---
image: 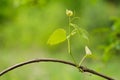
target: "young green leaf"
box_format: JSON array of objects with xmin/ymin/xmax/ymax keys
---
[
  {"xmin": 70, "ymin": 23, "xmax": 89, "ymax": 41},
  {"xmin": 79, "ymin": 27, "xmax": 89, "ymax": 41},
  {"xmin": 47, "ymin": 28, "xmax": 66, "ymax": 45}
]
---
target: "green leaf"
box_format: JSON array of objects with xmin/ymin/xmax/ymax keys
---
[
  {"xmin": 78, "ymin": 27, "xmax": 89, "ymax": 41},
  {"xmin": 70, "ymin": 23, "xmax": 89, "ymax": 41},
  {"xmin": 47, "ymin": 28, "xmax": 66, "ymax": 45}
]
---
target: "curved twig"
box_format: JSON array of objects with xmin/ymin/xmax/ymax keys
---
[{"xmin": 0, "ymin": 58, "xmax": 115, "ymax": 80}]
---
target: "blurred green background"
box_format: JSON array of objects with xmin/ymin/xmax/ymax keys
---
[{"xmin": 0, "ymin": 0, "xmax": 120, "ymax": 80}]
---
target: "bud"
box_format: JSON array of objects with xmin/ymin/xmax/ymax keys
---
[
  {"xmin": 85, "ymin": 46, "xmax": 92, "ymax": 55},
  {"xmin": 66, "ymin": 9, "xmax": 73, "ymax": 16}
]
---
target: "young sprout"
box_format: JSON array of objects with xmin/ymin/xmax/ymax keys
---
[
  {"xmin": 66, "ymin": 9, "xmax": 73, "ymax": 17},
  {"xmin": 85, "ymin": 46, "xmax": 92, "ymax": 56},
  {"xmin": 79, "ymin": 46, "xmax": 92, "ymax": 67}
]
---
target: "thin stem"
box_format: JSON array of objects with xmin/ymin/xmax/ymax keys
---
[
  {"xmin": 70, "ymin": 52, "xmax": 77, "ymax": 65},
  {"xmin": 0, "ymin": 58, "xmax": 115, "ymax": 80},
  {"xmin": 79, "ymin": 55, "xmax": 87, "ymax": 67},
  {"xmin": 66, "ymin": 29, "xmax": 77, "ymax": 39},
  {"xmin": 68, "ymin": 16, "xmax": 71, "ymax": 54},
  {"xmin": 67, "ymin": 16, "xmax": 77, "ymax": 64}
]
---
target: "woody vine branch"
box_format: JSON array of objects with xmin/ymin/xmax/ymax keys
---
[{"xmin": 0, "ymin": 58, "xmax": 115, "ymax": 80}]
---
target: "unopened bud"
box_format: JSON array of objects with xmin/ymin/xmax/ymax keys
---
[
  {"xmin": 85, "ymin": 46, "xmax": 92, "ymax": 55},
  {"xmin": 66, "ymin": 9, "xmax": 73, "ymax": 17}
]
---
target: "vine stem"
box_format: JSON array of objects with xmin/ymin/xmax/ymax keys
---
[
  {"xmin": 68, "ymin": 16, "xmax": 71, "ymax": 54},
  {"xmin": 67, "ymin": 16, "xmax": 77, "ymax": 65},
  {"xmin": 79, "ymin": 55, "xmax": 87, "ymax": 67},
  {"xmin": 0, "ymin": 58, "xmax": 115, "ymax": 80}
]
